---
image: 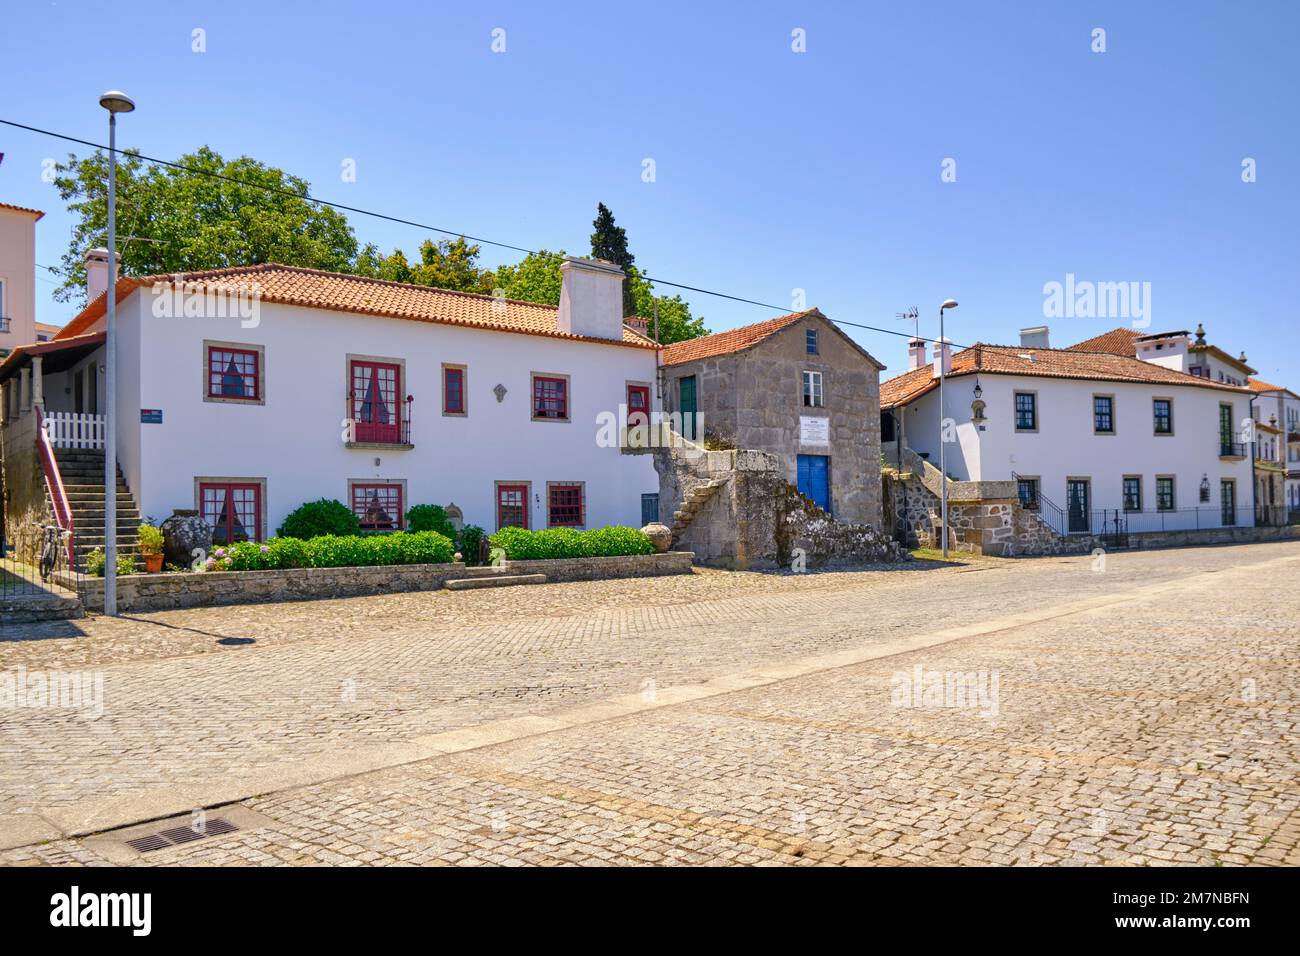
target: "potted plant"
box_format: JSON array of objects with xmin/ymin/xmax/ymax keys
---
[{"xmin": 137, "ymin": 522, "xmax": 165, "ymax": 573}]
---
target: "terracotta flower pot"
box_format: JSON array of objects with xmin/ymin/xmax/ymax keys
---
[{"xmin": 143, "ymin": 552, "xmax": 164, "ymax": 574}]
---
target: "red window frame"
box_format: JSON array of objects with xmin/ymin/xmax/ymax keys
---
[
  {"xmin": 351, "ymin": 482, "xmax": 404, "ymax": 531},
  {"xmin": 350, "ymin": 359, "xmax": 402, "ymax": 443},
  {"xmin": 532, "ymin": 376, "xmax": 568, "ymax": 420},
  {"xmin": 443, "ymin": 366, "xmax": 465, "ymax": 414},
  {"xmin": 626, "ymin": 384, "xmax": 650, "ymax": 428},
  {"xmin": 200, "ymin": 481, "xmax": 262, "ymax": 544},
  {"xmin": 548, "ymin": 484, "xmax": 584, "ymax": 528},
  {"xmin": 496, "ymin": 484, "xmax": 530, "ymax": 530},
  {"xmin": 207, "ymin": 346, "xmax": 260, "ymax": 400}
]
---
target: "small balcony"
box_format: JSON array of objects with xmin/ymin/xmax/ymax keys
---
[
  {"xmin": 1219, "ymin": 440, "xmax": 1247, "ymax": 460},
  {"xmin": 0, "ymin": 316, "xmax": 11, "ymax": 334}
]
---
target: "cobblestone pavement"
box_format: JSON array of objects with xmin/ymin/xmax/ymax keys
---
[{"xmin": 2, "ymin": 541, "xmax": 1298, "ymax": 865}]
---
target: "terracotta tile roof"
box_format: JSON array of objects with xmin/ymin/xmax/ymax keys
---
[
  {"xmin": 1065, "ymin": 327, "xmax": 1141, "ymax": 356},
  {"xmin": 661, "ymin": 310, "xmax": 813, "ymax": 366},
  {"xmin": 54, "ymin": 263, "xmax": 657, "ymax": 349},
  {"xmin": 881, "ymin": 342, "xmax": 1251, "ymax": 408},
  {"xmin": 1247, "ymin": 377, "xmax": 1285, "ymax": 393},
  {"xmin": 0, "ymin": 201, "xmax": 45, "ymax": 220},
  {"xmin": 0, "ymin": 331, "xmax": 106, "ymax": 384}
]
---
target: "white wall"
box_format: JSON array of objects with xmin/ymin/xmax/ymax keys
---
[
  {"xmin": 122, "ymin": 294, "xmax": 658, "ymax": 536},
  {"xmin": 0, "ymin": 208, "xmax": 38, "ymax": 354},
  {"xmin": 901, "ymin": 373, "xmax": 1256, "ymax": 525}
]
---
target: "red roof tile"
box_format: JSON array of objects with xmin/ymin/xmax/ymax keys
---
[
  {"xmin": 54, "ymin": 263, "xmax": 657, "ymax": 349},
  {"xmin": 661, "ymin": 310, "xmax": 816, "ymax": 366},
  {"xmin": 1066, "ymin": 327, "xmax": 1141, "ymax": 356},
  {"xmin": 0, "ymin": 201, "xmax": 45, "ymax": 220},
  {"xmin": 881, "ymin": 342, "xmax": 1250, "ymax": 408}
]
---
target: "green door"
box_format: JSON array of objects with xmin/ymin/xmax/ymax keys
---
[{"xmin": 678, "ymin": 375, "xmax": 698, "ymax": 440}]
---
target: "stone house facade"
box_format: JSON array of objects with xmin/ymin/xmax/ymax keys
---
[{"xmin": 659, "ymin": 309, "xmax": 886, "ymax": 528}]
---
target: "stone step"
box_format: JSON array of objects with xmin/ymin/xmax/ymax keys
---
[
  {"xmin": 444, "ymin": 573, "xmax": 547, "ymax": 591},
  {"xmin": 0, "ymin": 595, "xmax": 85, "ymax": 623}
]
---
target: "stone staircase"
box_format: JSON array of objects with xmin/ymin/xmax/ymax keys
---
[
  {"xmin": 52, "ymin": 448, "xmax": 140, "ymax": 572},
  {"xmin": 670, "ymin": 477, "xmax": 729, "ymax": 544}
]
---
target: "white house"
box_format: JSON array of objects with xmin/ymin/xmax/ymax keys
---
[
  {"xmin": 1247, "ymin": 378, "xmax": 1300, "ymax": 518},
  {"xmin": 0, "ymin": 202, "xmax": 43, "ymax": 359},
  {"xmin": 881, "ymin": 325, "xmax": 1257, "ymax": 535},
  {"xmin": 1, "ymin": 254, "xmax": 662, "ymax": 549}
]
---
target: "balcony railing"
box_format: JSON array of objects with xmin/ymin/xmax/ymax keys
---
[
  {"xmin": 348, "ymin": 396, "xmax": 413, "ymax": 446},
  {"xmin": 1219, "ymin": 440, "xmax": 1247, "ymax": 458},
  {"xmin": 0, "ymin": 316, "xmax": 11, "ymax": 333}
]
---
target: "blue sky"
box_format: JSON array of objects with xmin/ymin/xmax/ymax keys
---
[{"xmin": 3, "ymin": 0, "xmax": 1297, "ymax": 385}]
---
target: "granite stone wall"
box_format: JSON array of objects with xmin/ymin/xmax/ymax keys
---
[{"xmin": 663, "ymin": 312, "xmax": 884, "ymax": 528}]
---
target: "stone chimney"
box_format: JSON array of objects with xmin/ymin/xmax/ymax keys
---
[
  {"xmin": 931, "ymin": 337, "xmax": 953, "ymax": 379},
  {"xmin": 907, "ymin": 337, "xmax": 927, "ymax": 371},
  {"xmin": 557, "ymin": 257, "xmax": 626, "ymax": 341},
  {"xmin": 84, "ymin": 247, "xmax": 119, "ymax": 302},
  {"xmin": 1019, "ymin": 325, "xmax": 1050, "ymax": 349}
]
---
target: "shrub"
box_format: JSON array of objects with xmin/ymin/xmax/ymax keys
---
[
  {"xmin": 200, "ymin": 531, "xmax": 455, "ymax": 572},
  {"xmin": 86, "ymin": 548, "xmax": 137, "ymax": 577},
  {"xmin": 276, "ymin": 499, "xmax": 361, "ymax": 540},
  {"xmin": 457, "ymin": 524, "xmax": 487, "ymax": 565},
  {"xmin": 136, "ymin": 523, "xmax": 164, "ymax": 555},
  {"xmin": 488, "ymin": 525, "xmax": 654, "ymax": 560},
  {"xmin": 406, "ymin": 504, "xmax": 457, "ymax": 539}
]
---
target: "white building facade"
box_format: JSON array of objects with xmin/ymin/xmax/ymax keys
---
[
  {"xmin": 2, "ymin": 256, "xmax": 662, "ymax": 544},
  {"xmin": 882, "ymin": 327, "xmax": 1257, "ymax": 535}
]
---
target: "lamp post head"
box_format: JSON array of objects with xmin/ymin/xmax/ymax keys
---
[
  {"xmin": 940, "ymin": 299, "xmax": 959, "ymax": 312},
  {"xmin": 98, "ymin": 90, "xmax": 135, "ymax": 113}
]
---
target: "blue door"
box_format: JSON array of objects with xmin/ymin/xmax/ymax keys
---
[{"xmin": 796, "ymin": 454, "xmax": 830, "ymax": 513}]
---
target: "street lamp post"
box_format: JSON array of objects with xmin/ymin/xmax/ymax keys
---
[
  {"xmin": 938, "ymin": 299, "xmax": 959, "ymax": 558},
  {"xmin": 99, "ymin": 90, "xmax": 134, "ymax": 617}
]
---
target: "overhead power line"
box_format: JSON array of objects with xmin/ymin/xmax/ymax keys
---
[{"xmin": 1, "ymin": 116, "xmax": 975, "ymax": 350}]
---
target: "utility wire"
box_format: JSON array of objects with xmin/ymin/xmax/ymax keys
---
[{"xmin": 2, "ymin": 116, "xmax": 977, "ymax": 350}]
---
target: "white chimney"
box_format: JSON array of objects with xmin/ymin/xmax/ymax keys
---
[
  {"xmin": 84, "ymin": 247, "xmax": 119, "ymax": 302},
  {"xmin": 907, "ymin": 337, "xmax": 927, "ymax": 371},
  {"xmin": 931, "ymin": 337, "xmax": 953, "ymax": 379},
  {"xmin": 557, "ymin": 257, "xmax": 626, "ymax": 341},
  {"xmin": 1019, "ymin": 325, "xmax": 1050, "ymax": 349}
]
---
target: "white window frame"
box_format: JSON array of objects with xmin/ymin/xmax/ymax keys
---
[{"xmin": 802, "ymin": 370, "xmax": 824, "ymax": 408}]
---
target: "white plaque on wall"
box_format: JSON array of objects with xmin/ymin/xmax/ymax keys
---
[{"xmin": 799, "ymin": 415, "xmax": 830, "ymax": 445}]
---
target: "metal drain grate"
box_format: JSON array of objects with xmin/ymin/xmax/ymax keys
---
[{"xmin": 124, "ymin": 817, "xmax": 240, "ymax": 853}]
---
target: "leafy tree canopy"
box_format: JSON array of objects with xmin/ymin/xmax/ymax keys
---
[
  {"xmin": 50, "ymin": 152, "xmax": 708, "ymax": 343},
  {"xmin": 51, "ymin": 146, "xmax": 358, "ymax": 304}
]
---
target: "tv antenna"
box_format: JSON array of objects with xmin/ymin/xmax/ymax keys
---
[{"xmin": 896, "ymin": 306, "xmax": 920, "ymax": 341}]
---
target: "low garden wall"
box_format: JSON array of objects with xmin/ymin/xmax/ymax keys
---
[
  {"xmin": 62, "ymin": 551, "xmax": 695, "ymax": 613},
  {"xmin": 507, "ymin": 550, "xmax": 694, "ymax": 582}
]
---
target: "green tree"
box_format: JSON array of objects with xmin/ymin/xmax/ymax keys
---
[
  {"xmin": 491, "ymin": 249, "xmax": 567, "ymax": 305},
  {"xmin": 491, "ymin": 250, "xmax": 706, "ymax": 344},
  {"xmin": 589, "ymin": 202, "xmax": 637, "ymax": 317},
  {"xmin": 51, "ymin": 146, "xmax": 359, "ymax": 304},
  {"xmin": 406, "ymin": 236, "xmax": 494, "ymax": 294}
]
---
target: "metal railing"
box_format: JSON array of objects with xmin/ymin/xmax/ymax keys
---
[
  {"xmin": 1219, "ymin": 441, "xmax": 1247, "ymax": 458},
  {"xmin": 1083, "ymin": 506, "xmax": 1260, "ymax": 535},
  {"xmin": 0, "ymin": 315, "xmax": 10, "ymax": 333},
  {"xmin": 1011, "ymin": 472, "xmax": 1069, "ymax": 536},
  {"xmin": 33, "ymin": 406, "xmax": 77, "ymax": 566}
]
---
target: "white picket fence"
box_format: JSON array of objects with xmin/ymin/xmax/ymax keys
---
[{"xmin": 45, "ymin": 412, "xmax": 106, "ymax": 449}]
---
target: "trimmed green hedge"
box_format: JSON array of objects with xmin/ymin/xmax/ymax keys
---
[
  {"xmin": 489, "ymin": 525, "xmax": 654, "ymax": 560},
  {"xmin": 406, "ymin": 504, "xmax": 457, "ymax": 539},
  {"xmin": 204, "ymin": 530, "xmax": 455, "ymax": 571}
]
